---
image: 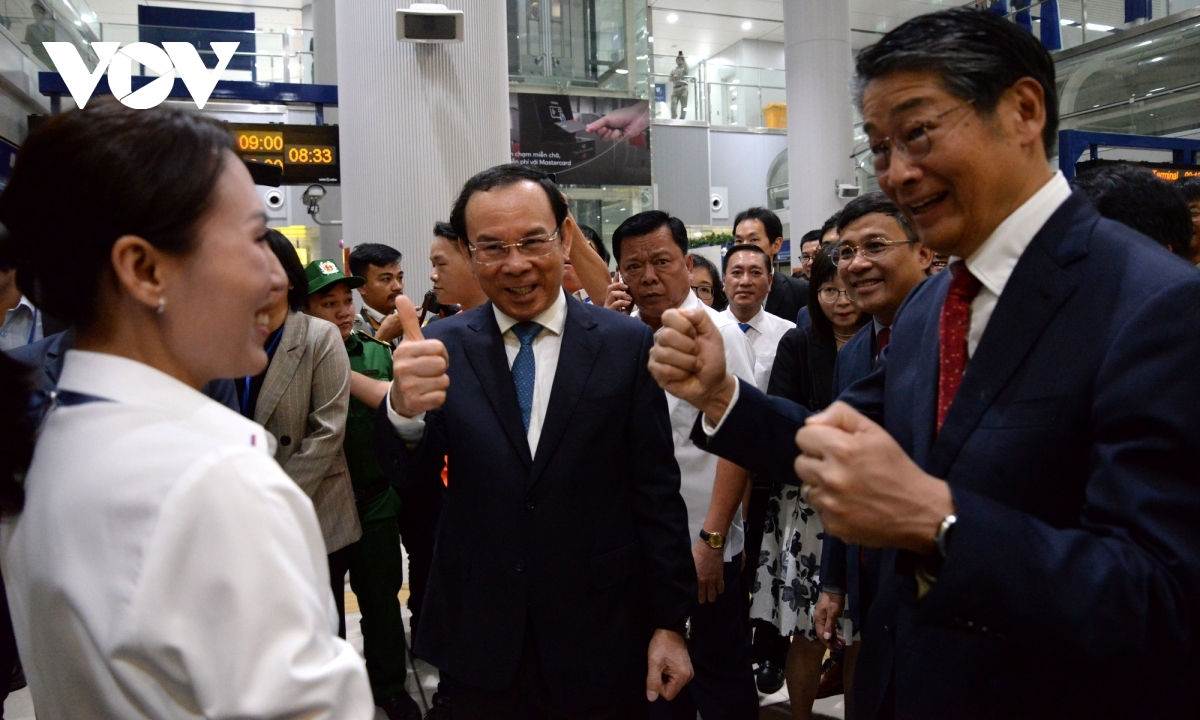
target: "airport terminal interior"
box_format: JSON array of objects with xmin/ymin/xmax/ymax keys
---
[{"xmin": 2, "ymin": 0, "xmax": 1200, "ymax": 718}]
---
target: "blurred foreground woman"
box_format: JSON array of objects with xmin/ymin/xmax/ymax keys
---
[{"xmin": 0, "ymin": 102, "xmax": 373, "ymax": 719}]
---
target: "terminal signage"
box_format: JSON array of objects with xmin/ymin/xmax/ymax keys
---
[
  {"xmin": 1075, "ymin": 159, "xmax": 1200, "ymax": 183},
  {"xmin": 43, "ymin": 42, "xmax": 239, "ymax": 110},
  {"xmin": 227, "ymin": 123, "xmax": 340, "ymax": 185}
]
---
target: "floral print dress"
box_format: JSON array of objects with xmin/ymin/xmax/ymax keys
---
[{"xmin": 750, "ymin": 482, "xmax": 828, "ymax": 640}]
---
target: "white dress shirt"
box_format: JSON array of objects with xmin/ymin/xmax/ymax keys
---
[
  {"xmin": 957, "ymin": 171, "xmax": 1072, "ymax": 357},
  {"xmin": 637, "ymin": 291, "xmax": 757, "ymax": 561},
  {"xmin": 0, "ymin": 296, "xmax": 42, "ymax": 352},
  {"xmin": 720, "ymin": 306, "xmax": 795, "ymax": 392},
  {"xmin": 704, "ymin": 171, "xmax": 1073, "ymax": 436},
  {"xmin": 0, "ymin": 351, "xmax": 373, "ymax": 720},
  {"xmin": 389, "ymin": 289, "xmax": 568, "ymax": 458}
]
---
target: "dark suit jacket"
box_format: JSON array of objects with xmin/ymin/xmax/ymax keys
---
[
  {"xmin": 7, "ymin": 330, "xmax": 239, "ymax": 410},
  {"xmin": 766, "ymin": 323, "xmax": 837, "ymax": 414},
  {"xmin": 693, "ymin": 195, "xmax": 1200, "ymax": 717},
  {"xmin": 817, "ymin": 324, "xmax": 884, "ymax": 628},
  {"xmin": 373, "ymin": 295, "xmax": 695, "ymax": 711},
  {"xmin": 766, "ymin": 270, "xmax": 808, "ymax": 323}
]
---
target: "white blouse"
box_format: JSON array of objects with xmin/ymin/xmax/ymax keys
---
[{"xmin": 0, "ymin": 350, "xmax": 373, "ymax": 719}]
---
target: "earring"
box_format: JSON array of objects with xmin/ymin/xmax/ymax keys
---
[{"xmin": 156, "ymin": 297, "xmax": 166, "ymax": 315}]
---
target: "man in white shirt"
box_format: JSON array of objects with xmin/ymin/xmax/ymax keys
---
[
  {"xmin": 611, "ymin": 210, "xmax": 759, "ymax": 720},
  {"xmin": 349, "ymin": 243, "xmax": 406, "ymax": 347},
  {"xmin": 0, "ymin": 251, "xmax": 42, "ymax": 352},
  {"xmin": 720, "ymin": 243, "xmax": 795, "ymax": 392},
  {"xmin": 376, "ymin": 165, "xmax": 695, "ymax": 719}
]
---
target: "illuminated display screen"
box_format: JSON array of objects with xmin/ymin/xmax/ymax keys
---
[
  {"xmin": 226, "ymin": 123, "xmax": 340, "ymax": 184},
  {"xmin": 1075, "ymin": 158, "xmax": 1200, "ymax": 184}
]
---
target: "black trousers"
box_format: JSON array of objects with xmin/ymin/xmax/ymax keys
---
[
  {"xmin": 444, "ymin": 623, "xmax": 647, "ymax": 720},
  {"xmin": 649, "ymin": 555, "xmax": 759, "ymax": 720},
  {"xmin": 398, "ymin": 480, "xmax": 442, "ymax": 639}
]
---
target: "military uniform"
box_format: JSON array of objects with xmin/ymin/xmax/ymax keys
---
[{"xmin": 342, "ymin": 329, "xmax": 409, "ymax": 704}]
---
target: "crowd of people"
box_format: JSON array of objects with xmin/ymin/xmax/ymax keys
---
[{"xmin": 1, "ymin": 6, "xmax": 1199, "ymax": 720}]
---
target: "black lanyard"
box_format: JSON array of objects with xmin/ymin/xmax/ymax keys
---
[{"xmin": 242, "ymin": 328, "xmax": 284, "ymax": 416}]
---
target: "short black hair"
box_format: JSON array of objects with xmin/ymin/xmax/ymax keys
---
[
  {"xmin": 800, "ymin": 229, "xmax": 824, "ymax": 248},
  {"xmin": 432, "ymin": 221, "xmax": 458, "ymax": 242},
  {"xmin": 612, "ymin": 210, "xmax": 688, "ymax": 264},
  {"xmin": 732, "ymin": 207, "xmax": 784, "ymax": 249},
  {"xmin": 348, "ymin": 243, "xmax": 401, "ymax": 279},
  {"xmin": 0, "ymin": 227, "xmax": 13, "ymax": 273},
  {"xmin": 1071, "ymin": 164, "xmax": 1193, "ymax": 259},
  {"xmin": 819, "ymin": 213, "xmax": 841, "ymax": 242},
  {"xmin": 1179, "ymin": 177, "xmax": 1200, "ymax": 204},
  {"xmin": 264, "ymin": 229, "xmax": 308, "ymax": 311},
  {"xmin": 836, "ymin": 190, "xmax": 917, "ymax": 243},
  {"xmin": 449, "ymin": 164, "xmax": 568, "ymax": 245},
  {"xmin": 806, "ymin": 243, "xmax": 849, "ymax": 342},
  {"xmin": 723, "ymin": 243, "xmax": 771, "ymax": 274},
  {"xmin": 689, "ymin": 253, "xmax": 728, "ymax": 311},
  {"xmin": 579, "ymin": 224, "xmax": 611, "ymax": 265},
  {"xmin": 855, "ymin": 7, "xmax": 1058, "ymax": 158}
]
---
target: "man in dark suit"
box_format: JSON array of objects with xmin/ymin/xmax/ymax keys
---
[
  {"xmin": 646, "ymin": 8, "xmax": 1200, "ymax": 718},
  {"xmin": 374, "ymin": 164, "xmax": 695, "ymax": 719},
  {"xmin": 733, "ymin": 207, "xmax": 808, "ymax": 323}
]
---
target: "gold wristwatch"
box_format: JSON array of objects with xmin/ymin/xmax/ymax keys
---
[{"xmin": 699, "ymin": 529, "xmax": 726, "ymax": 549}]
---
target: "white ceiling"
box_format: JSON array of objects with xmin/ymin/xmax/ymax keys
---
[{"xmin": 648, "ymin": 0, "xmax": 964, "ymax": 64}]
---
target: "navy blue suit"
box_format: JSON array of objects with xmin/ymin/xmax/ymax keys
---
[
  {"xmin": 819, "ymin": 325, "xmax": 887, "ymax": 631},
  {"xmin": 693, "ymin": 194, "xmax": 1200, "ymax": 717},
  {"xmin": 374, "ymin": 295, "xmax": 695, "ymax": 713}
]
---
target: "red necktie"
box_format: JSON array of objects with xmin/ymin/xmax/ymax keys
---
[
  {"xmin": 937, "ymin": 264, "xmax": 982, "ymax": 433},
  {"xmin": 874, "ymin": 327, "xmax": 891, "ymax": 368}
]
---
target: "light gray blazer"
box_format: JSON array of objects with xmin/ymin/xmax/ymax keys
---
[{"xmin": 256, "ymin": 311, "xmax": 361, "ymax": 553}]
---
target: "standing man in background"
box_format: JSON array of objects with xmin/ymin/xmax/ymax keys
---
[
  {"xmin": 720, "ymin": 243, "xmax": 796, "ymax": 393},
  {"xmin": 795, "ymin": 230, "xmax": 823, "ymax": 281},
  {"xmin": 733, "ymin": 207, "xmax": 809, "ymax": 323},
  {"xmin": 669, "ymin": 52, "xmax": 689, "ymax": 120},
  {"xmin": 350, "ymin": 243, "xmax": 406, "ymax": 347}
]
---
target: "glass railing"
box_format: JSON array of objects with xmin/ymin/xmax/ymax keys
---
[
  {"xmin": 3, "ymin": 0, "xmax": 102, "ymax": 71},
  {"xmin": 650, "ymin": 54, "xmax": 787, "ymax": 129},
  {"xmin": 507, "ymin": 0, "xmax": 645, "ymax": 95},
  {"xmin": 965, "ymin": 0, "xmax": 1200, "ymax": 52}
]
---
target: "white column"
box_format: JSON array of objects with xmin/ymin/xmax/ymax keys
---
[
  {"xmin": 783, "ymin": 0, "xmax": 854, "ymax": 268},
  {"xmin": 334, "ymin": 0, "xmax": 510, "ymax": 300}
]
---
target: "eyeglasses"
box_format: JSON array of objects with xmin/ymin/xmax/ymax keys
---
[
  {"xmin": 818, "ymin": 287, "xmax": 853, "ymax": 304},
  {"xmin": 468, "ymin": 227, "xmax": 561, "ymax": 266},
  {"xmin": 834, "ymin": 237, "xmax": 915, "ymax": 267},
  {"xmin": 691, "ymin": 285, "xmax": 714, "ymax": 299},
  {"xmin": 800, "ymin": 253, "xmax": 816, "ymax": 263},
  {"xmin": 869, "ymin": 100, "xmax": 973, "ymax": 174}
]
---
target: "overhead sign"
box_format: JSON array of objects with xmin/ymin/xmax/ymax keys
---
[
  {"xmin": 1075, "ymin": 159, "xmax": 1200, "ymax": 183},
  {"xmin": 227, "ymin": 123, "xmax": 340, "ymax": 185},
  {"xmin": 43, "ymin": 41, "xmax": 238, "ymax": 109}
]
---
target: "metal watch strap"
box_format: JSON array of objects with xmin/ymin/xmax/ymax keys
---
[{"xmin": 935, "ymin": 514, "xmax": 957, "ymax": 557}]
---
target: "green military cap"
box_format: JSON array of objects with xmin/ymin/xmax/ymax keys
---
[{"xmin": 305, "ymin": 258, "xmax": 366, "ymax": 295}]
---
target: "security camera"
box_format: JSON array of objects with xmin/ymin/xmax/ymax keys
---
[
  {"xmin": 264, "ymin": 189, "xmax": 285, "ymax": 210},
  {"xmin": 710, "ymin": 195, "xmax": 724, "ymax": 211},
  {"xmin": 302, "ymin": 184, "xmax": 327, "ymax": 213},
  {"xmin": 836, "ymin": 183, "xmax": 862, "ymax": 199},
  {"xmin": 397, "ymin": 3, "xmax": 464, "ymax": 43}
]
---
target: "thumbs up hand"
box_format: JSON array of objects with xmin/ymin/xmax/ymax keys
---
[{"xmin": 388, "ymin": 295, "xmax": 451, "ymax": 418}]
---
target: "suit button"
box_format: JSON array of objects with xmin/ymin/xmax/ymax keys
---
[
  {"xmin": 515, "ymin": 561, "xmax": 525, "ymax": 573},
  {"xmin": 280, "ymin": 435, "xmax": 292, "ymax": 446},
  {"xmin": 883, "ymin": 624, "xmax": 891, "ymax": 633},
  {"xmin": 525, "ymin": 500, "xmax": 535, "ymax": 511}
]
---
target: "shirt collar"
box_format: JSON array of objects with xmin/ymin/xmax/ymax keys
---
[
  {"xmin": 363, "ymin": 304, "xmax": 388, "ymax": 323},
  {"xmin": 873, "ymin": 317, "xmax": 889, "ymax": 335},
  {"xmin": 721, "ymin": 305, "xmax": 765, "ymax": 331},
  {"xmin": 492, "ymin": 288, "xmax": 569, "ymax": 337},
  {"xmin": 956, "ymin": 171, "xmax": 1072, "ymax": 298},
  {"xmin": 6, "ymin": 296, "xmax": 35, "ymax": 318}
]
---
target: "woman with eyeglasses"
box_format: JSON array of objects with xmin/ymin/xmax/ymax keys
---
[
  {"xmin": 687, "ymin": 252, "xmax": 728, "ymax": 311},
  {"xmin": 749, "ymin": 245, "xmax": 868, "ymax": 720},
  {"xmin": 0, "ymin": 102, "xmax": 373, "ymax": 718}
]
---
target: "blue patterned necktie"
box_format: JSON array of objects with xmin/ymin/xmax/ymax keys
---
[
  {"xmin": 738, "ymin": 323, "xmax": 752, "ymax": 334},
  {"xmin": 510, "ymin": 321, "xmax": 543, "ymax": 432}
]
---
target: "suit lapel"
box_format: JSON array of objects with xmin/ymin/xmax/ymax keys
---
[
  {"xmin": 528, "ymin": 299, "xmax": 601, "ymax": 486},
  {"xmin": 255, "ymin": 312, "xmax": 305, "ymax": 426},
  {"xmin": 927, "ymin": 195, "xmax": 1092, "ymax": 477},
  {"xmin": 463, "ymin": 305, "xmax": 534, "ymax": 468}
]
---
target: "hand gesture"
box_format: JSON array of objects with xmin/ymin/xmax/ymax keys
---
[
  {"xmin": 388, "ymin": 295, "xmax": 450, "ymax": 418},
  {"xmin": 794, "ymin": 402, "xmax": 954, "ymax": 552},
  {"xmin": 585, "ymin": 101, "xmax": 650, "ymax": 141},
  {"xmin": 374, "ymin": 310, "xmax": 405, "ymax": 343},
  {"xmin": 646, "ymin": 629, "xmax": 693, "ymax": 702},
  {"xmin": 814, "ymin": 591, "xmax": 846, "ymax": 650},
  {"xmin": 604, "ymin": 277, "xmax": 633, "ymax": 313},
  {"xmin": 647, "ymin": 307, "xmax": 736, "ymax": 422}
]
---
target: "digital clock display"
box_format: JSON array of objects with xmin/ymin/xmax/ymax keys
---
[
  {"xmin": 286, "ymin": 145, "xmax": 336, "ymax": 164},
  {"xmin": 225, "ymin": 123, "xmax": 340, "ymax": 185}
]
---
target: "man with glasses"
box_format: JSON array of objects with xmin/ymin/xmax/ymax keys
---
[
  {"xmin": 646, "ymin": 8, "xmax": 1200, "ymax": 717},
  {"xmin": 611, "ymin": 210, "xmax": 759, "ymax": 720},
  {"xmin": 375, "ymin": 164, "xmax": 696, "ymax": 719},
  {"xmin": 795, "ymin": 229, "xmax": 823, "ymax": 280}
]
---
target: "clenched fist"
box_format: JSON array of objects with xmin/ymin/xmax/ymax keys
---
[{"xmin": 388, "ymin": 295, "xmax": 451, "ymax": 418}]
